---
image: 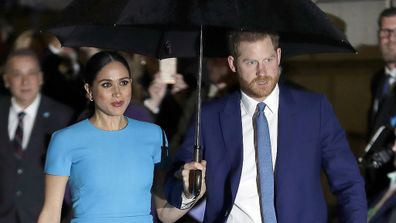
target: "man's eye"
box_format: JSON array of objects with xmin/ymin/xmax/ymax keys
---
[
  {"xmin": 101, "ymin": 82, "xmax": 112, "ymax": 88},
  {"xmin": 264, "ymin": 58, "xmax": 273, "ymax": 63},
  {"xmin": 246, "ymin": 60, "xmax": 256, "ymax": 65},
  {"xmin": 7, "ymin": 71, "xmax": 22, "ymax": 77}
]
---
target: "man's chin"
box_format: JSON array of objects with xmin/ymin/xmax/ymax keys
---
[{"xmin": 384, "ymin": 59, "xmax": 396, "ymax": 65}]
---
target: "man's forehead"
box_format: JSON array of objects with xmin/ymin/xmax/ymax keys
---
[
  {"xmin": 7, "ymin": 55, "xmax": 39, "ymax": 66},
  {"xmin": 382, "ymin": 15, "xmax": 396, "ymax": 27}
]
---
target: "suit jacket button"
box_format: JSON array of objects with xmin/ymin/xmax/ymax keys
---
[
  {"xmin": 16, "ymin": 190, "xmax": 23, "ymax": 197},
  {"xmin": 17, "ymin": 168, "xmax": 23, "ymax": 175}
]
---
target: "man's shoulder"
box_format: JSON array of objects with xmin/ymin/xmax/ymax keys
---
[
  {"xmin": 203, "ymin": 90, "xmax": 240, "ymax": 109},
  {"xmin": 0, "ymin": 96, "xmax": 11, "ymax": 115},
  {"xmin": 280, "ymin": 84, "xmax": 324, "ymax": 102},
  {"xmin": 371, "ymin": 68, "xmax": 386, "ymax": 83},
  {"xmin": 40, "ymin": 95, "xmax": 74, "ymax": 114},
  {"xmin": 0, "ymin": 95, "xmax": 11, "ymax": 104},
  {"xmin": 39, "ymin": 95, "xmax": 75, "ymax": 124}
]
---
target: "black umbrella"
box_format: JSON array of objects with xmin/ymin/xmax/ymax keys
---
[
  {"xmin": 47, "ymin": 0, "xmax": 356, "ymax": 196},
  {"xmin": 49, "ymin": 0, "xmax": 355, "ymax": 59}
]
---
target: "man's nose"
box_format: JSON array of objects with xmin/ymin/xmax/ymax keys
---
[
  {"xmin": 21, "ymin": 75, "xmax": 30, "ymax": 85},
  {"xmin": 390, "ymin": 34, "xmax": 396, "ymax": 41},
  {"xmin": 257, "ymin": 63, "xmax": 266, "ymax": 76}
]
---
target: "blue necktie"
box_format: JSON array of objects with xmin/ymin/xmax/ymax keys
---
[{"xmin": 256, "ymin": 102, "xmax": 277, "ymax": 223}]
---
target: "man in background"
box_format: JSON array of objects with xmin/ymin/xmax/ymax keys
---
[
  {"xmin": 0, "ymin": 48, "xmax": 73, "ymax": 223},
  {"xmin": 366, "ymin": 7, "xmax": 396, "ymax": 202}
]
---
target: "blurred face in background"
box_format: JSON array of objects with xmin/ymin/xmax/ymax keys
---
[
  {"xmin": 379, "ymin": 15, "xmax": 396, "ymax": 67},
  {"xmin": 85, "ymin": 61, "xmax": 132, "ymax": 117},
  {"xmin": 3, "ymin": 55, "xmax": 43, "ymax": 108},
  {"xmin": 207, "ymin": 58, "xmax": 230, "ymax": 84}
]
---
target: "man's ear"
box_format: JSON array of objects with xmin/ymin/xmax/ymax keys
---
[
  {"xmin": 227, "ymin": 56, "xmax": 237, "ymax": 73},
  {"xmin": 276, "ymin": 48, "xmax": 282, "ymax": 65},
  {"xmin": 2, "ymin": 74, "xmax": 9, "ymax": 89},
  {"xmin": 38, "ymin": 71, "xmax": 44, "ymax": 86}
]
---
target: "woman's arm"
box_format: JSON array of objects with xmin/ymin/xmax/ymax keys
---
[
  {"xmin": 154, "ymin": 160, "xmax": 206, "ymax": 223},
  {"xmin": 37, "ymin": 175, "xmax": 69, "ymax": 223}
]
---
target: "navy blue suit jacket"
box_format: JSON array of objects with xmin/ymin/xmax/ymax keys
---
[{"xmin": 165, "ymin": 85, "xmax": 367, "ymax": 223}]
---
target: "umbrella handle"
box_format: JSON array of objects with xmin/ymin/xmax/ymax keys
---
[{"xmin": 189, "ymin": 145, "xmax": 202, "ymax": 197}]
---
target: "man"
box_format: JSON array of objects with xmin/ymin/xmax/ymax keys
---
[
  {"xmin": 366, "ymin": 7, "xmax": 396, "ymax": 201},
  {"xmin": 0, "ymin": 48, "xmax": 74, "ymax": 223},
  {"xmin": 165, "ymin": 31, "xmax": 367, "ymax": 223}
]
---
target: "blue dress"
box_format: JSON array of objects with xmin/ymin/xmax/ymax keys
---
[{"xmin": 44, "ymin": 118, "xmax": 163, "ymax": 223}]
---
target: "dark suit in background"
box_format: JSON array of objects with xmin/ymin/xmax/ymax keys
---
[
  {"xmin": 366, "ymin": 68, "xmax": 396, "ymax": 200},
  {"xmin": 365, "ymin": 8, "xmax": 396, "ymax": 203},
  {"xmin": 0, "ymin": 95, "xmax": 73, "ymax": 223},
  {"xmin": 368, "ymin": 69, "xmax": 396, "ymax": 135}
]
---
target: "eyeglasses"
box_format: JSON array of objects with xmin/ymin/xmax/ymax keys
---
[{"xmin": 378, "ymin": 28, "xmax": 396, "ymax": 38}]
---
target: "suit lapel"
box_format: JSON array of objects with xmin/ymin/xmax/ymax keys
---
[
  {"xmin": 25, "ymin": 96, "xmax": 49, "ymax": 155},
  {"xmin": 0, "ymin": 97, "xmax": 12, "ymax": 148},
  {"xmin": 275, "ymin": 86, "xmax": 299, "ymax": 187},
  {"xmin": 219, "ymin": 91, "xmax": 244, "ymax": 200}
]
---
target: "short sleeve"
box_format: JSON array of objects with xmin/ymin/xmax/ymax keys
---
[
  {"xmin": 154, "ymin": 127, "xmax": 168, "ymax": 165},
  {"xmin": 44, "ymin": 130, "xmax": 73, "ymax": 176}
]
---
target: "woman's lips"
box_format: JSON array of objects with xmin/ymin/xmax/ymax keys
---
[{"xmin": 111, "ymin": 101, "xmax": 124, "ymax": 107}]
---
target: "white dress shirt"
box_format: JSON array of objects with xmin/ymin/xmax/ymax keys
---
[
  {"xmin": 227, "ymin": 85, "xmax": 279, "ymax": 223},
  {"xmin": 385, "ymin": 67, "xmax": 396, "ymax": 87},
  {"xmin": 8, "ymin": 94, "xmax": 41, "ymax": 149}
]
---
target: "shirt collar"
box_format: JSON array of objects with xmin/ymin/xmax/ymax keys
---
[
  {"xmin": 388, "ymin": 170, "xmax": 396, "ymax": 189},
  {"xmin": 241, "ymin": 84, "xmax": 279, "ymax": 116},
  {"xmin": 385, "ymin": 66, "xmax": 396, "ymax": 79},
  {"xmin": 11, "ymin": 94, "xmax": 41, "ymax": 118}
]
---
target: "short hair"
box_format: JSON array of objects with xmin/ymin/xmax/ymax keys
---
[
  {"xmin": 83, "ymin": 51, "xmax": 131, "ymax": 86},
  {"xmin": 5, "ymin": 48, "xmax": 40, "ymax": 73},
  {"xmin": 378, "ymin": 7, "xmax": 396, "ymax": 28},
  {"xmin": 227, "ymin": 31, "xmax": 280, "ymax": 58}
]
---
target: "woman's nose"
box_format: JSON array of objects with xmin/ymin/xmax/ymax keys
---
[{"xmin": 113, "ymin": 86, "xmax": 121, "ymax": 97}]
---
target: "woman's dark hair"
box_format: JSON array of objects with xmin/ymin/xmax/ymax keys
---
[
  {"xmin": 83, "ymin": 50, "xmax": 131, "ymax": 86},
  {"xmin": 79, "ymin": 51, "xmax": 132, "ymax": 120}
]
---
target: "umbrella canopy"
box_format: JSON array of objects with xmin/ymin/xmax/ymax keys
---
[{"xmin": 48, "ymin": 0, "xmax": 355, "ymax": 59}]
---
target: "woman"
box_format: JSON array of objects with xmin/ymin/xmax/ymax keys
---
[{"xmin": 37, "ymin": 51, "xmax": 206, "ymax": 223}]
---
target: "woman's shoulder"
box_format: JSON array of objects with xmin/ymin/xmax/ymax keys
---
[
  {"xmin": 52, "ymin": 119, "xmax": 91, "ymax": 138},
  {"xmin": 126, "ymin": 118, "xmax": 164, "ymax": 142},
  {"xmin": 127, "ymin": 118, "xmax": 162, "ymax": 132}
]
